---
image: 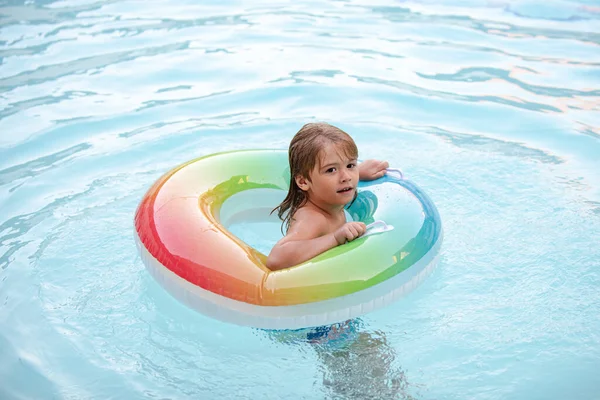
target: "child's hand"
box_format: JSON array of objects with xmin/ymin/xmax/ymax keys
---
[
  {"xmin": 359, "ymin": 159, "xmax": 389, "ymax": 181},
  {"xmin": 333, "ymin": 222, "xmax": 367, "ymax": 245}
]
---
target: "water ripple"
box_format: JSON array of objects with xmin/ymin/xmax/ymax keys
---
[
  {"xmin": 352, "ymin": 75, "xmax": 565, "ymax": 113},
  {"xmin": 0, "ymin": 90, "xmax": 96, "ymax": 119},
  {"xmin": 0, "ymin": 41, "xmax": 191, "ymax": 93},
  {"xmin": 417, "ymin": 67, "xmax": 600, "ymax": 99},
  {"xmin": 410, "ymin": 125, "xmax": 565, "ymax": 164},
  {"xmin": 369, "ymin": 5, "xmax": 600, "ymax": 45},
  {"xmin": 0, "ymin": 143, "xmax": 92, "ymax": 186}
]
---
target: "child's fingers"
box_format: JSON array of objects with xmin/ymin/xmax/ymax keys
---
[
  {"xmin": 352, "ymin": 223, "xmax": 366, "ymax": 239},
  {"xmin": 352, "ymin": 222, "xmax": 366, "ymax": 233},
  {"xmin": 369, "ymin": 161, "xmax": 387, "ymax": 179},
  {"xmin": 346, "ymin": 225, "xmax": 360, "ymax": 240},
  {"xmin": 358, "ymin": 222, "xmax": 366, "ymax": 234},
  {"xmin": 348, "ymin": 225, "xmax": 359, "ymax": 238},
  {"xmin": 339, "ymin": 222, "xmax": 367, "ymax": 243}
]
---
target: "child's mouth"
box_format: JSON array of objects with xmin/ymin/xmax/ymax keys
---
[{"xmin": 337, "ymin": 187, "xmax": 354, "ymax": 194}]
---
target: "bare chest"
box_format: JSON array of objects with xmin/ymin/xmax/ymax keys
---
[{"xmin": 320, "ymin": 212, "xmax": 348, "ymax": 235}]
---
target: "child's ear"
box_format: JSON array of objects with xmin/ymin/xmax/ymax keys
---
[{"xmin": 295, "ymin": 175, "xmax": 310, "ymax": 191}]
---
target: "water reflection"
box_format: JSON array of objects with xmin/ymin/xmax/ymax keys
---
[
  {"xmin": 268, "ymin": 319, "xmax": 417, "ymax": 400},
  {"xmin": 369, "ymin": 5, "xmax": 600, "ymax": 45}
]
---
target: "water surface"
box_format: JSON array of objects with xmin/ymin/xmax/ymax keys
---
[{"xmin": 1, "ymin": 0, "xmax": 599, "ymax": 399}]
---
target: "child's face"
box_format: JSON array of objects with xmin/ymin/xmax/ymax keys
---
[{"xmin": 298, "ymin": 142, "xmax": 359, "ymax": 208}]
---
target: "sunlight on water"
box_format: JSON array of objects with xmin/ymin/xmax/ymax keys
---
[{"xmin": 1, "ymin": 0, "xmax": 599, "ymax": 399}]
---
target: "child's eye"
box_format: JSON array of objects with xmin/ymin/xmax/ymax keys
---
[
  {"xmin": 347, "ymin": 163, "xmax": 357, "ymax": 169},
  {"xmin": 326, "ymin": 167, "xmax": 336, "ymax": 173}
]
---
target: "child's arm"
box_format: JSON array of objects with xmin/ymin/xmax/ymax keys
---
[
  {"xmin": 266, "ymin": 214, "xmax": 366, "ymax": 271},
  {"xmin": 359, "ymin": 159, "xmax": 389, "ymax": 181}
]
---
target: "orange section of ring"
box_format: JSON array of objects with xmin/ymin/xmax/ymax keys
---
[{"xmin": 135, "ymin": 152, "xmax": 286, "ymax": 306}]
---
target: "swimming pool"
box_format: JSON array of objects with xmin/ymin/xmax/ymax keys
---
[{"xmin": 1, "ymin": 0, "xmax": 599, "ymax": 399}]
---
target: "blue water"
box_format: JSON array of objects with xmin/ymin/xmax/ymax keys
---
[{"xmin": 1, "ymin": 0, "xmax": 599, "ymax": 399}]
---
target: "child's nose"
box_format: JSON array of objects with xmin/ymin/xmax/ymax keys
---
[{"xmin": 340, "ymin": 170, "xmax": 351, "ymax": 182}]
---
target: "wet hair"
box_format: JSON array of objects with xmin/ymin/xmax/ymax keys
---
[{"xmin": 273, "ymin": 122, "xmax": 358, "ymax": 233}]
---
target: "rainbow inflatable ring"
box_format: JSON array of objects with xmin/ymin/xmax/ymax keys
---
[{"xmin": 135, "ymin": 150, "xmax": 442, "ymax": 329}]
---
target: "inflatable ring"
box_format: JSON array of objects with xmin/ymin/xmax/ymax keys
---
[{"xmin": 135, "ymin": 150, "xmax": 442, "ymax": 329}]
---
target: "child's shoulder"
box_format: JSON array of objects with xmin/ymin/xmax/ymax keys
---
[
  {"xmin": 289, "ymin": 204, "xmax": 329, "ymax": 231},
  {"xmin": 293, "ymin": 205, "xmax": 328, "ymax": 223}
]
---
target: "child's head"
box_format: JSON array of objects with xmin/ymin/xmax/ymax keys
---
[{"xmin": 273, "ymin": 122, "xmax": 359, "ymax": 232}]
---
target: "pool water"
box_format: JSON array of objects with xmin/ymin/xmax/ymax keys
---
[
  {"xmin": 221, "ymin": 187, "xmax": 286, "ymax": 256},
  {"xmin": 1, "ymin": 0, "xmax": 599, "ymax": 399}
]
